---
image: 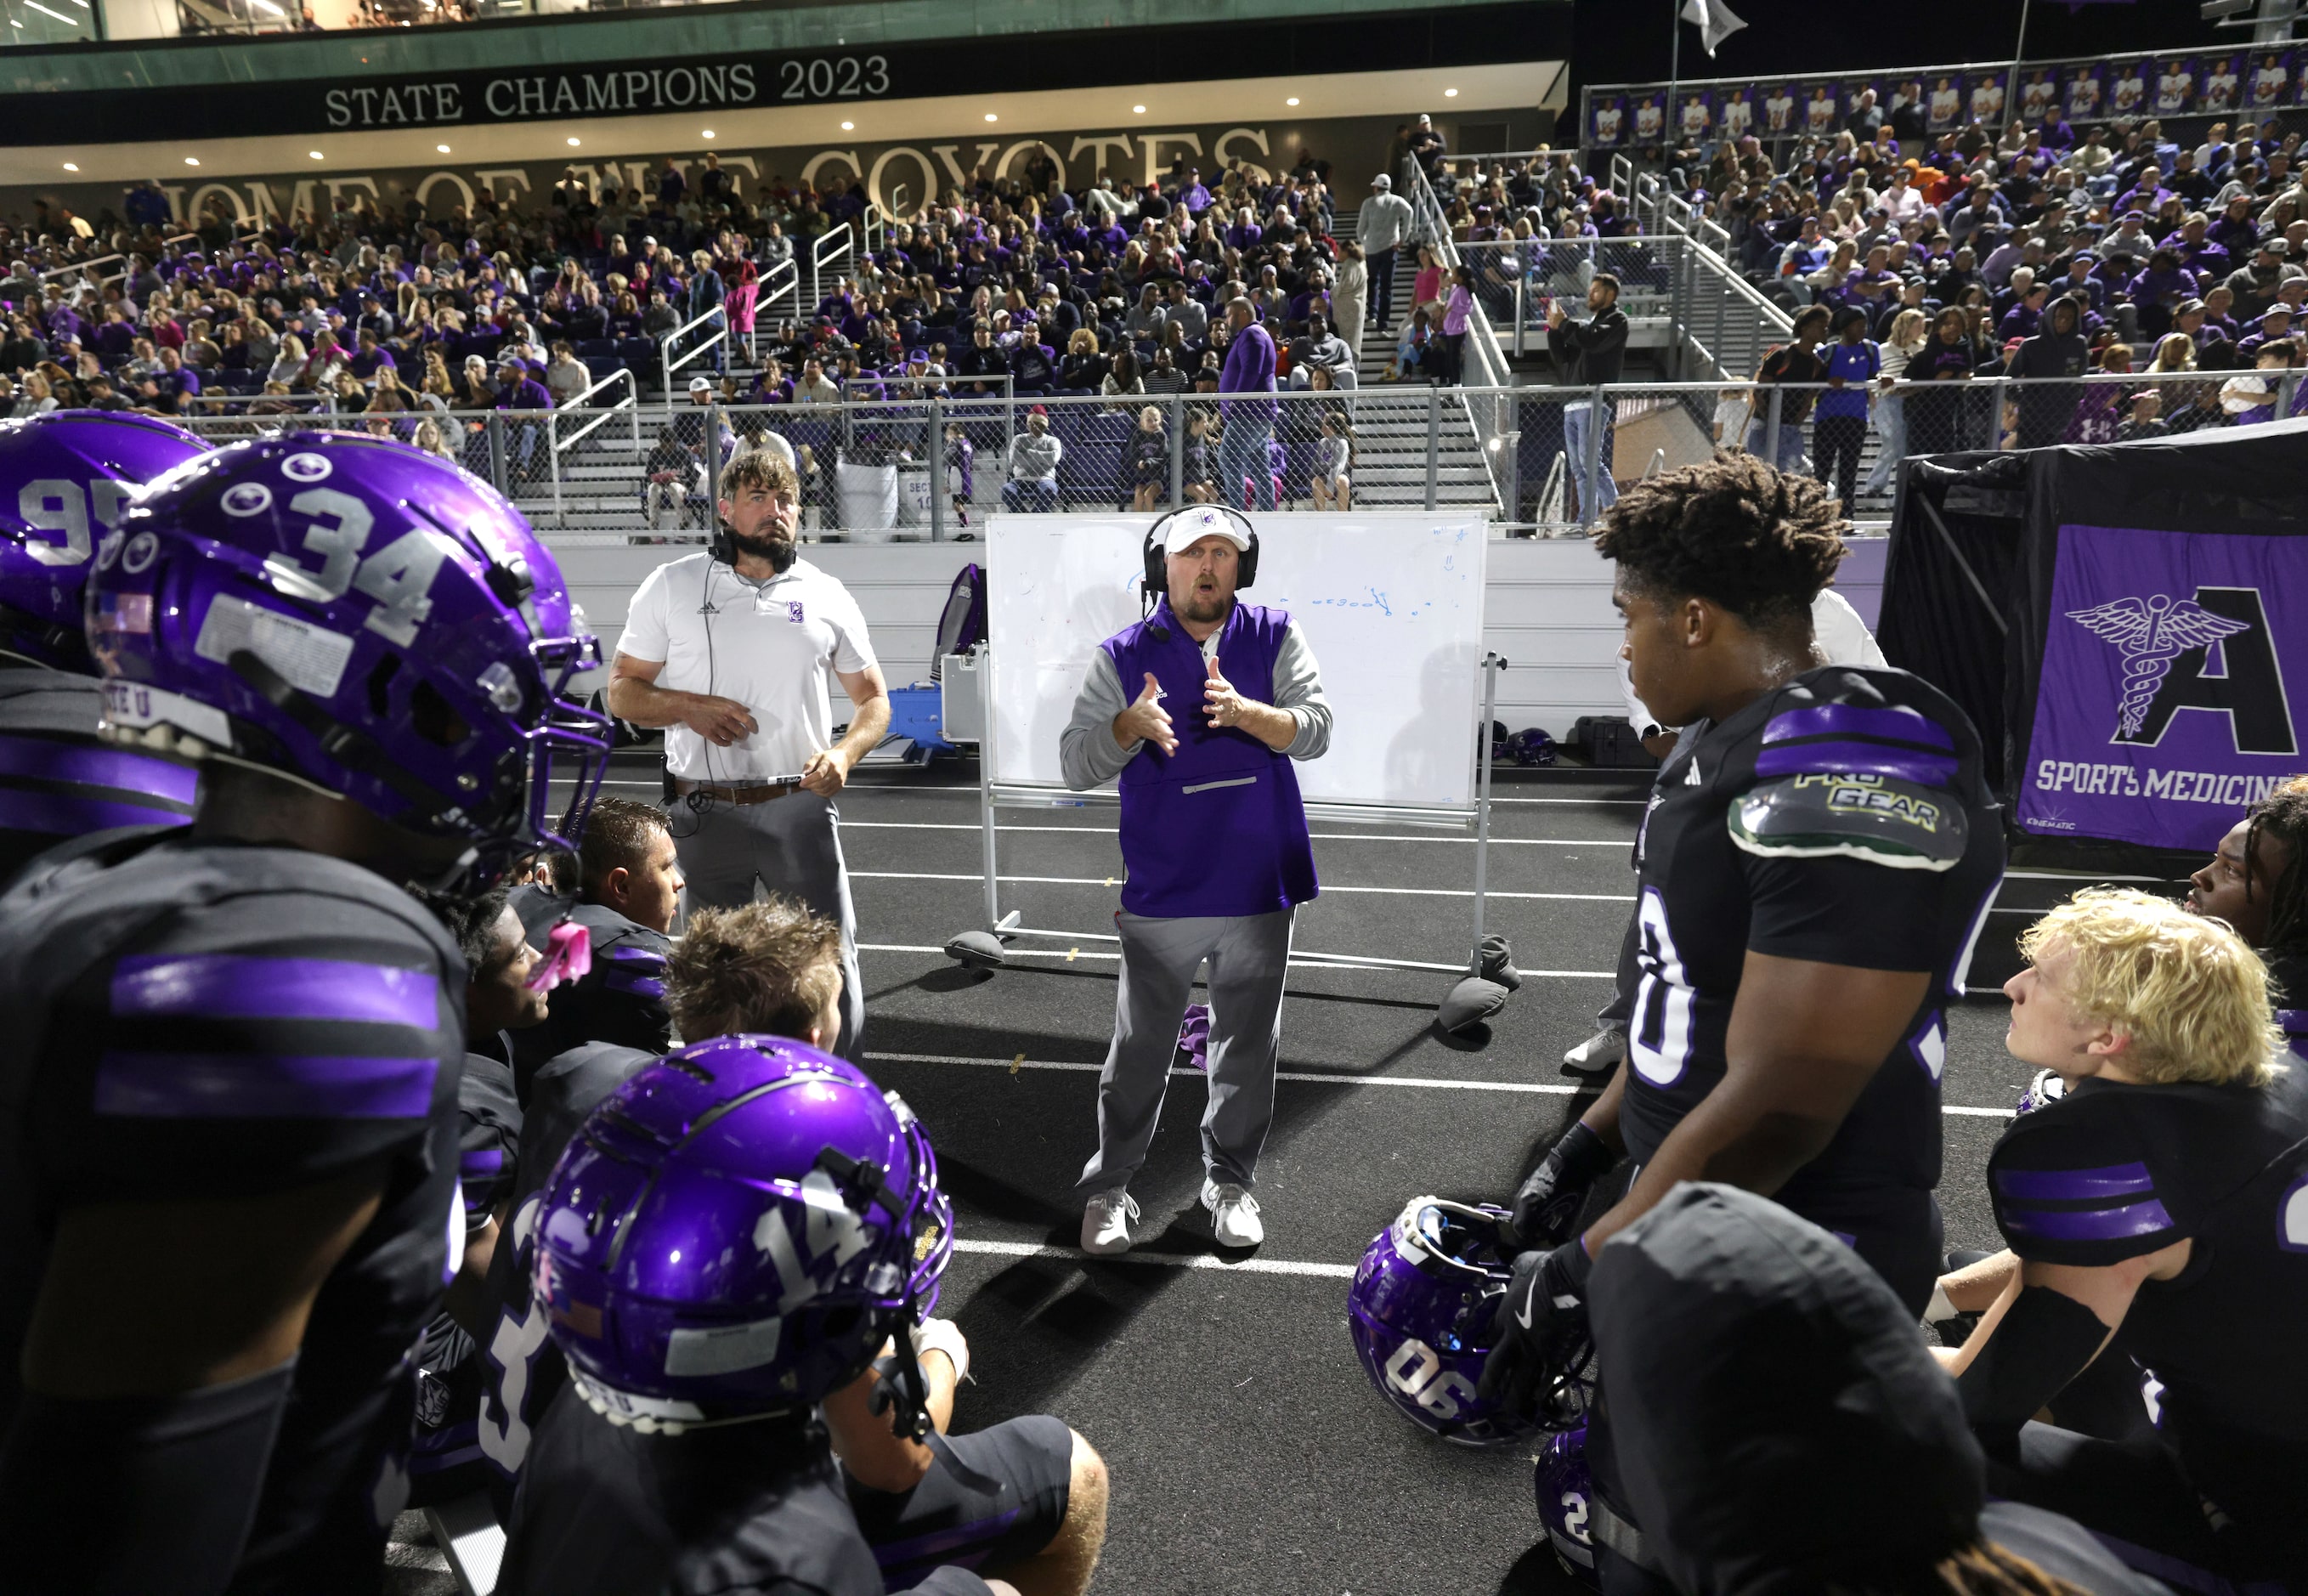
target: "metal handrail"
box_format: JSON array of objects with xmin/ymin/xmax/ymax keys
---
[
  {"xmin": 658, "ymin": 304, "xmax": 729, "ymax": 397},
  {"xmin": 38, "ymin": 252, "xmax": 124, "ymax": 290},
  {"xmin": 1403, "ymin": 160, "xmax": 1513, "ymax": 516},
  {"xmin": 810, "ymin": 228, "xmax": 852, "ymax": 310},
  {"xmin": 749, "ymin": 258, "xmax": 799, "ymax": 361}
]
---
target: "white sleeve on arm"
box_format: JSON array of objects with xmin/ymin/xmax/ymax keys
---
[
  {"xmin": 1059, "ymin": 650, "xmax": 1140, "ymax": 790},
  {"xmin": 1812, "ymin": 587, "xmax": 1887, "ymax": 669},
  {"xmin": 1271, "ymin": 622, "xmax": 1332, "ymax": 760},
  {"xmin": 827, "ymin": 586, "xmax": 879, "ymax": 676},
  {"xmin": 618, "ymin": 562, "xmax": 673, "ymax": 663}
]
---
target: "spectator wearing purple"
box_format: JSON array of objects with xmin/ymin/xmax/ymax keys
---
[
  {"xmin": 1813, "ymin": 308, "xmax": 1880, "ymax": 508},
  {"xmin": 1216, "ymin": 296, "xmax": 1276, "ymax": 512},
  {"xmin": 495, "ymin": 355, "xmax": 552, "ymax": 473},
  {"xmin": 2129, "ymin": 248, "xmax": 2200, "ymax": 339},
  {"xmin": 2238, "ymin": 304, "xmax": 2295, "ymax": 359},
  {"xmin": 1176, "ymin": 169, "xmax": 1213, "ymax": 216},
  {"xmin": 1996, "ymin": 281, "xmax": 2050, "ymax": 342},
  {"xmin": 140, "ymin": 346, "xmax": 201, "ymax": 416},
  {"xmin": 2113, "ymin": 167, "xmax": 2175, "ymax": 217}
]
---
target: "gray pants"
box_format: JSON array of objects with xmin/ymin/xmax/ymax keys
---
[
  {"xmin": 670, "ymin": 790, "xmax": 863, "ymax": 1060},
  {"xmin": 1075, "ymin": 907, "xmax": 1294, "ymax": 1197}
]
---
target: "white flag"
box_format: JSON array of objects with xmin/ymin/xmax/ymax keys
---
[{"xmin": 1678, "ymin": 0, "xmax": 1747, "ymax": 55}]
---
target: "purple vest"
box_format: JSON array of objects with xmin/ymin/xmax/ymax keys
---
[{"xmin": 1102, "ymin": 600, "xmax": 1318, "ymax": 919}]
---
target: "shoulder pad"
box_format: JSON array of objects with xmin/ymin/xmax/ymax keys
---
[
  {"xmin": 1754, "ymin": 676, "xmax": 1963, "ymax": 790},
  {"xmin": 1988, "ymin": 1088, "xmax": 2181, "ymax": 1265},
  {"xmin": 1729, "ymin": 773, "xmax": 1969, "ymax": 871}
]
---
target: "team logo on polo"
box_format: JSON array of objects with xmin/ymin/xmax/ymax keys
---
[{"xmin": 2067, "ymin": 587, "xmax": 2295, "ymax": 753}]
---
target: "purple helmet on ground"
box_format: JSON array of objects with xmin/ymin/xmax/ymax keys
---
[
  {"xmin": 0, "ymin": 411, "xmax": 206, "ymax": 671},
  {"xmin": 535, "ymin": 1034, "xmax": 953, "ymax": 1434},
  {"xmin": 86, "ymin": 429, "xmax": 609, "ymax": 882},
  {"xmin": 1536, "ymin": 1426, "xmax": 1601, "ymax": 1588},
  {"xmin": 1349, "ymin": 1196, "xmax": 1590, "ymax": 1447}
]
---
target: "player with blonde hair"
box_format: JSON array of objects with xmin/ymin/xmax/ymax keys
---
[{"xmin": 1937, "ymin": 889, "xmax": 2306, "ymax": 1593}]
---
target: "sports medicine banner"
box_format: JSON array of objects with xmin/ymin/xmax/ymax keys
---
[{"xmin": 2019, "ymin": 524, "xmax": 2306, "ymax": 852}]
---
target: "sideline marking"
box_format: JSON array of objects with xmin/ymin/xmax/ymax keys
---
[
  {"xmin": 869, "ymin": 1051, "xmax": 2017, "ymax": 1117},
  {"xmin": 841, "ymin": 822, "xmax": 1621, "ymax": 846},
  {"xmin": 857, "ymin": 945, "xmax": 1614, "ymax": 976},
  {"xmin": 851, "ymin": 870, "xmax": 1632, "ymax": 903},
  {"xmin": 951, "ymin": 1237, "xmax": 1356, "ymax": 1279}
]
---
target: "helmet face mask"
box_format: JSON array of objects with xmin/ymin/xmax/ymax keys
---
[
  {"xmin": 86, "ymin": 431, "xmax": 609, "ymax": 886},
  {"xmin": 535, "ymin": 1035, "xmax": 953, "ymax": 1433},
  {"xmin": 0, "ymin": 412, "xmax": 206, "ymax": 673},
  {"xmin": 1348, "ymin": 1196, "xmax": 1594, "ymax": 1447}
]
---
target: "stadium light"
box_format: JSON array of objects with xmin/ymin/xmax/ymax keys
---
[
  {"xmin": 1445, "ymin": 88, "xmax": 1459, "ymax": 98},
  {"xmin": 1132, "ymin": 105, "xmax": 1146, "ymax": 114},
  {"xmin": 62, "ymin": 162, "xmax": 78, "ymax": 171},
  {"xmin": 184, "ymin": 156, "xmax": 199, "ymax": 166},
  {"xmin": 308, "ymin": 150, "xmax": 323, "ymax": 160},
  {"xmin": 1287, "ymin": 97, "xmax": 1300, "ymax": 106},
  {"xmin": 985, "ymin": 112, "xmax": 998, "ymax": 122},
  {"xmin": 567, "ymin": 137, "xmax": 581, "ymax": 146},
  {"xmin": 702, "ymin": 129, "xmax": 715, "ymax": 139},
  {"xmin": 437, "ymin": 144, "xmax": 451, "ymax": 153},
  {"xmin": 840, "ymin": 121, "xmax": 855, "ymax": 130},
  {"xmin": 24, "ymin": 1, "xmax": 76, "ymax": 22}
]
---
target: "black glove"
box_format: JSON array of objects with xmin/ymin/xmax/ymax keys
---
[
  {"xmin": 1476, "ymin": 1238, "xmax": 1592, "ymax": 1418},
  {"xmin": 1508, "ymin": 1121, "xmax": 1616, "ymax": 1249}
]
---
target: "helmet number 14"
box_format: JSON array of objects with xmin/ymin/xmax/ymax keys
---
[{"xmin": 1383, "ymin": 1337, "xmax": 1477, "ymax": 1419}]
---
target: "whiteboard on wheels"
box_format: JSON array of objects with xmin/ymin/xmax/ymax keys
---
[{"xmin": 985, "ymin": 512, "xmax": 1489, "ymax": 811}]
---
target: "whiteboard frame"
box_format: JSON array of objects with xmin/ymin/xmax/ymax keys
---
[{"xmin": 979, "ymin": 512, "xmax": 1490, "ymax": 818}]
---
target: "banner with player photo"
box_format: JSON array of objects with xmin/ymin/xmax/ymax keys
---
[
  {"xmin": 1881, "ymin": 419, "xmax": 2308, "ymax": 863},
  {"xmin": 1801, "ymin": 81, "xmax": 1841, "ymax": 138},
  {"xmin": 1964, "ymin": 70, "xmax": 2009, "ymax": 129},
  {"xmin": 1674, "ymin": 88, "xmax": 1716, "ymax": 144},
  {"xmin": 2062, "ymin": 62, "xmax": 2106, "ymax": 124},
  {"xmin": 2107, "ymin": 59, "xmax": 2151, "ymax": 119},
  {"xmin": 2152, "ymin": 57, "xmax": 2200, "ymax": 117},
  {"xmin": 1630, "ymin": 92, "xmax": 1668, "ymax": 146},
  {"xmin": 2017, "ymin": 66, "xmax": 2062, "ymax": 126},
  {"xmin": 1926, "ymin": 72, "xmax": 1965, "ymax": 131},
  {"xmin": 1590, "ymin": 93, "xmax": 1628, "ymax": 148},
  {"xmin": 2246, "ymin": 48, "xmax": 2294, "ymax": 111},
  {"xmin": 2198, "ymin": 53, "xmax": 2245, "ymax": 116},
  {"xmin": 1761, "ymin": 82, "xmax": 1800, "ymax": 139},
  {"xmin": 1716, "ymin": 84, "xmax": 1760, "ymax": 143}
]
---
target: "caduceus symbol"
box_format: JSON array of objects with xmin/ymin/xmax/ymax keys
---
[{"xmin": 2066, "ymin": 594, "xmax": 2252, "ymax": 739}]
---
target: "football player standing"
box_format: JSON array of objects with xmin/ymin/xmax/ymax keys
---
[
  {"xmin": 1944, "ymin": 891, "xmax": 2307, "ymax": 1593},
  {"xmin": 1483, "ymin": 456, "xmax": 2004, "ymax": 1593},
  {"xmin": 0, "ymin": 412, "xmax": 209, "ymax": 878},
  {"xmin": 0, "ymin": 433, "xmax": 608, "ymax": 1593}
]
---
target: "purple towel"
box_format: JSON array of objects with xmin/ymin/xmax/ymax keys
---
[{"xmin": 1177, "ymin": 1003, "xmax": 1211, "ymax": 1072}]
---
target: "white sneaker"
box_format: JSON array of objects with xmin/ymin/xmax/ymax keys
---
[
  {"xmin": 1563, "ymin": 1027, "xmax": 1627, "ymax": 1078},
  {"xmin": 1202, "ymin": 1179, "xmax": 1264, "ymax": 1248},
  {"xmin": 1081, "ymin": 1188, "xmax": 1139, "ymax": 1255}
]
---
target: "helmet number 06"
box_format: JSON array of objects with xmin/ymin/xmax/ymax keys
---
[
  {"xmin": 1383, "ymin": 1337, "xmax": 1477, "ymax": 1419},
  {"xmin": 262, "ymin": 488, "xmax": 450, "ymax": 647},
  {"xmin": 20, "ymin": 478, "xmax": 138, "ymax": 566}
]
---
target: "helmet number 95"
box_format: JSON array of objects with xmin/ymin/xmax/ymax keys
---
[
  {"xmin": 20, "ymin": 478, "xmax": 138, "ymax": 566},
  {"xmin": 1383, "ymin": 1337, "xmax": 1477, "ymax": 1419},
  {"xmin": 261, "ymin": 488, "xmax": 450, "ymax": 648}
]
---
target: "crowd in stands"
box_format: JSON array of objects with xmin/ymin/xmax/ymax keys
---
[
  {"xmin": 1650, "ymin": 106, "xmax": 2308, "ymax": 452},
  {"xmin": 0, "ymin": 143, "xmax": 1423, "ymax": 443}
]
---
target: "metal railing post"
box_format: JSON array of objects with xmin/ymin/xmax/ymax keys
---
[
  {"xmin": 1764, "ymin": 387, "xmax": 1785, "ymax": 469},
  {"xmin": 707, "ymin": 403, "xmax": 725, "ymax": 512},
  {"xmin": 486, "ymin": 411, "xmax": 508, "ymax": 495},
  {"xmin": 1425, "ymin": 385, "xmax": 1441, "ymax": 511},
  {"xmin": 550, "ymin": 415, "xmax": 566, "ymax": 529},
  {"xmin": 1168, "ymin": 392, "xmax": 1185, "ymax": 510},
  {"xmin": 1500, "ymin": 393, "xmax": 1521, "ymax": 535},
  {"xmin": 927, "ymin": 393, "xmax": 947, "ymax": 542},
  {"xmin": 1514, "ymin": 274, "xmax": 1526, "ymax": 359},
  {"xmin": 1581, "ymin": 384, "xmax": 1605, "ymax": 528},
  {"xmin": 1994, "ymin": 377, "xmax": 2011, "ymax": 450}
]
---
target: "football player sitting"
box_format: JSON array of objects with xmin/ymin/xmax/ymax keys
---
[
  {"xmin": 1939, "ymin": 890, "xmax": 2308, "ymax": 1593},
  {"xmin": 481, "ymin": 898, "xmax": 1109, "ymax": 1594},
  {"xmin": 0, "ymin": 433, "xmax": 608, "ymax": 1589},
  {"xmin": 0, "ymin": 412, "xmax": 208, "ymax": 879},
  {"xmin": 1480, "ymin": 455, "xmax": 2005, "ymax": 1593}
]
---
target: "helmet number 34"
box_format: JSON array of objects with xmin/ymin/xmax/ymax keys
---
[
  {"xmin": 260, "ymin": 488, "xmax": 450, "ymax": 648},
  {"xmin": 1383, "ymin": 1337, "xmax": 1477, "ymax": 1420}
]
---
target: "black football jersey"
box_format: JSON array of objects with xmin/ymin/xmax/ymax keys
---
[
  {"xmin": 475, "ymin": 1040, "xmax": 655, "ymax": 1517},
  {"xmin": 510, "ymin": 902, "xmax": 672, "ymax": 1103},
  {"xmin": 0, "ymin": 830, "xmax": 466, "ymax": 1594},
  {"xmin": 500, "ymin": 1395, "xmax": 925, "ymax": 1596},
  {"xmin": 1622, "ymin": 667, "xmax": 2005, "ymax": 1270},
  {"xmin": 0, "ymin": 669, "xmax": 195, "ymax": 884},
  {"xmin": 1988, "ymin": 1070, "xmax": 2308, "ymax": 1524},
  {"xmin": 409, "ymin": 1052, "xmax": 523, "ymax": 1506}
]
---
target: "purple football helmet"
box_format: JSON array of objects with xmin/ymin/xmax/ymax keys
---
[
  {"xmin": 0, "ymin": 411, "xmax": 205, "ymax": 671},
  {"xmin": 1349, "ymin": 1196, "xmax": 1590, "ymax": 1447},
  {"xmin": 86, "ymin": 430, "xmax": 608, "ymax": 881},
  {"xmin": 534, "ymin": 1034, "xmax": 953, "ymax": 1434},
  {"xmin": 1536, "ymin": 1426, "xmax": 1601, "ymax": 1588}
]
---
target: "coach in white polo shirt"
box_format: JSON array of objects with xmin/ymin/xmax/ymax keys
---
[{"xmin": 607, "ymin": 448, "xmax": 891, "ymax": 1058}]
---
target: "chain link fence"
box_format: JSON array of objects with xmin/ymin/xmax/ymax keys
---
[{"xmin": 129, "ymin": 369, "xmax": 2308, "ymax": 542}]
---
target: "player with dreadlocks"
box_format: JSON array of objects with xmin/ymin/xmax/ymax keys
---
[{"xmin": 1478, "ymin": 454, "xmax": 2006, "ymax": 1595}]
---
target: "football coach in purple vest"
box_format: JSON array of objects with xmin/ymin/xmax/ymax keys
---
[{"xmin": 1060, "ymin": 507, "xmax": 1332, "ymax": 1256}]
